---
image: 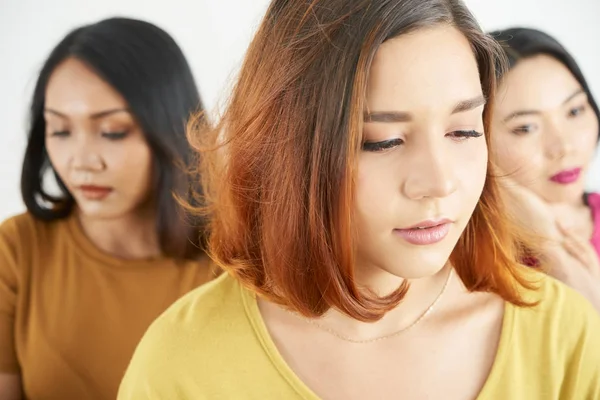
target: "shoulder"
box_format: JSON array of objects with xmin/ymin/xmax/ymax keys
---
[
  {"xmin": 518, "ymin": 268, "xmax": 596, "ymax": 313},
  {"xmin": 0, "ymin": 212, "xmax": 66, "ymax": 258},
  {"xmin": 119, "ymin": 273, "xmax": 250, "ymax": 397},
  {"xmin": 0, "ymin": 211, "xmax": 64, "ymax": 243},
  {"xmin": 513, "ymin": 268, "xmax": 600, "ymax": 360},
  {"xmin": 141, "ymin": 271, "xmax": 245, "ymax": 346},
  {"xmin": 1, "ymin": 212, "xmax": 40, "ymax": 237},
  {"xmin": 159, "ymin": 271, "xmax": 241, "ymax": 327},
  {"xmin": 587, "ymin": 192, "xmax": 600, "ymax": 207},
  {"xmin": 0, "ymin": 212, "xmax": 47, "ymax": 256},
  {"xmin": 509, "ymin": 269, "xmax": 600, "ymax": 395},
  {"xmin": 587, "ymin": 192, "xmax": 600, "ymax": 219},
  {"xmin": 516, "ymin": 268, "xmax": 597, "ymax": 322}
]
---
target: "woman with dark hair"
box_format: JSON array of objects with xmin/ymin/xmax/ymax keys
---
[
  {"xmin": 120, "ymin": 2, "xmax": 600, "ymax": 399},
  {"xmin": 490, "ymin": 28, "xmax": 600, "ymax": 311},
  {"xmin": 0, "ymin": 17, "xmax": 214, "ymax": 399}
]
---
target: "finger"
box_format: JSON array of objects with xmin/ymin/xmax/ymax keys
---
[
  {"xmin": 556, "ymin": 220, "xmax": 577, "ymax": 236},
  {"xmin": 561, "ymin": 234, "xmax": 599, "ymax": 275},
  {"xmin": 562, "ymin": 236, "xmax": 591, "ymax": 267},
  {"xmin": 562, "ymin": 232, "xmax": 592, "ymax": 259}
]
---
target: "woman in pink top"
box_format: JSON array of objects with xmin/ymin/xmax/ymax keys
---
[{"xmin": 490, "ymin": 28, "xmax": 600, "ymax": 310}]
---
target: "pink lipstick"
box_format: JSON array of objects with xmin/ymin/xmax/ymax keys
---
[
  {"xmin": 549, "ymin": 168, "xmax": 582, "ymax": 185},
  {"xmin": 394, "ymin": 219, "xmax": 452, "ymax": 245}
]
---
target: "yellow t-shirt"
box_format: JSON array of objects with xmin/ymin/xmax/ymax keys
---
[
  {"xmin": 0, "ymin": 213, "xmax": 215, "ymax": 400},
  {"xmin": 119, "ymin": 270, "xmax": 600, "ymax": 400}
]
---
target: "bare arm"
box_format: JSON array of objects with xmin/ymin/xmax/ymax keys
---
[{"xmin": 0, "ymin": 373, "xmax": 22, "ymax": 400}]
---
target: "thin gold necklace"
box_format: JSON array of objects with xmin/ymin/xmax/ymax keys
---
[{"xmin": 295, "ymin": 268, "xmax": 453, "ymax": 344}]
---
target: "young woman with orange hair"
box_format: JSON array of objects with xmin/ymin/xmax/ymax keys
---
[{"xmin": 119, "ymin": 1, "xmax": 600, "ymax": 399}]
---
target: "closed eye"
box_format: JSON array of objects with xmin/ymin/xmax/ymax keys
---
[
  {"xmin": 447, "ymin": 130, "xmax": 483, "ymax": 141},
  {"xmin": 362, "ymin": 138, "xmax": 403, "ymax": 152},
  {"xmin": 49, "ymin": 130, "xmax": 70, "ymax": 137},
  {"xmin": 511, "ymin": 125, "xmax": 537, "ymax": 135},
  {"xmin": 101, "ymin": 131, "xmax": 128, "ymax": 140}
]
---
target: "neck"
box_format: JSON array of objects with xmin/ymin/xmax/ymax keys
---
[
  {"xmin": 569, "ymin": 193, "xmax": 587, "ymax": 208},
  {"xmin": 319, "ymin": 263, "xmax": 455, "ymax": 340},
  {"xmin": 552, "ymin": 188, "xmax": 587, "ymax": 208},
  {"xmin": 76, "ymin": 207, "xmax": 160, "ymax": 260}
]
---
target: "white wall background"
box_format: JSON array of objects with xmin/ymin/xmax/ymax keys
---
[{"xmin": 1, "ymin": 0, "xmax": 599, "ymax": 221}]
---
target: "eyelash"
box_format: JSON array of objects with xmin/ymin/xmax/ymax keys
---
[
  {"xmin": 512, "ymin": 125, "xmax": 535, "ymax": 135},
  {"xmin": 568, "ymin": 104, "xmax": 586, "ymax": 118},
  {"xmin": 50, "ymin": 130, "xmax": 69, "ymax": 138},
  {"xmin": 362, "ymin": 130, "xmax": 483, "ymax": 152},
  {"xmin": 48, "ymin": 131, "xmax": 128, "ymax": 140},
  {"xmin": 362, "ymin": 138, "xmax": 402, "ymax": 152},
  {"xmin": 511, "ymin": 104, "xmax": 587, "ymax": 135},
  {"xmin": 101, "ymin": 132, "xmax": 128, "ymax": 140}
]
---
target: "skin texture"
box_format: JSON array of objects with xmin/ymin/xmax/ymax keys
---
[
  {"xmin": 259, "ymin": 26, "xmax": 505, "ymax": 400},
  {"xmin": 492, "ymin": 55, "xmax": 598, "ymax": 206},
  {"xmin": 354, "ymin": 22, "xmax": 487, "ymax": 287},
  {"xmin": 491, "ymin": 55, "xmax": 600, "ymax": 312},
  {"xmin": 44, "ymin": 58, "xmax": 159, "ymax": 260}
]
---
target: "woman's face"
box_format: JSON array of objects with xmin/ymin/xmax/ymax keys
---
[
  {"xmin": 45, "ymin": 58, "xmax": 154, "ymax": 220},
  {"xmin": 353, "ymin": 26, "xmax": 488, "ymax": 284},
  {"xmin": 491, "ymin": 55, "xmax": 599, "ymax": 205}
]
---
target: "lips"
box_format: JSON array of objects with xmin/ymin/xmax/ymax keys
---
[
  {"xmin": 549, "ymin": 168, "xmax": 582, "ymax": 185},
  {"xmin": 77, "ymin": 185, "xmax": 113, "ymax": 200},
  {"xmin": 393, "ymin": 219, "xmax": 452, "ymax": 245}
]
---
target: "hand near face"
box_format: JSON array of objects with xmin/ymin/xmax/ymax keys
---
[
  {"xmin": 555, "ymin": 222, "xmax": 600, "ymax": 279},
  {"xmin": 500, "ymin": 178, "xmax": 600, "ymax": 312},
  {"xmin": 546, "ymin": 224, "xmax": 600, "ymax": 313},
  {"xmin": 498, "ymin": 177, "xmax": 561, "ymax": 245}
]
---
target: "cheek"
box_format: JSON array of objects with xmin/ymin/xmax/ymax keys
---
[
  {"xmin": 354, "ymin": 158, "xmax": 398, "ymax": 225},
  {"xmin": 491, "ymin": 131, "xmax": 544, "ymax": 176},
  {"xmin": 575, "ymin": 114, "xmax": 599, "ymax": 155},
  {"xmin": 109, "ymin": 142, "xmax": 153, "ymax": 194},
  {"xmin": 45, "ymin": 140, "xmax": 70, "ymax": 179},
  {"xmin": 458, "ymin": 141, "xmax": 488, "ymax": 197}
]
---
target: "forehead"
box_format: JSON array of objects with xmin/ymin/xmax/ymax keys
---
[
  {"xmin": 496, "ymin": 55, "xmax": 581, "ymax": 113},
  {"xmin": 366, "ymin": 25, "xmax": 482, "ymax": 111},
  {"xmin": 45, "ymin": 58, "xmax": 128, "ymax": 115}
]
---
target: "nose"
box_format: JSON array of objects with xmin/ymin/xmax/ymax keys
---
[
  {"xmin": 403, "ymin": 139, "xmax": 458, "ymax": 200},
  {"xmin": 70, "ymin": 135, "xmax": 105, "ymax": 172},
  {"xmin": 544, "ymin": 118, "xmax": 572, "ymax": 161}
]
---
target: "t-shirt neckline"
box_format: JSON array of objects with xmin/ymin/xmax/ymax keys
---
[
  {"xmin": 239, "ymin": 279, "xmax": 515, "ymax": 400},
  {"xmin": 66, "ymin": 212, "xmax": 169, "ymax": 269}
]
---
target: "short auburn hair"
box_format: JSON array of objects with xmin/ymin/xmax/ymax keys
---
[{"xmin": 192, "ymin": 0, "xmax": 537, "ymax": 322}]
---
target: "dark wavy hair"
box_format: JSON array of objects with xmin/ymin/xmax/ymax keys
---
[{"xmin": 21, "ymin": 17, "xmax": 206, "ymax": 259}]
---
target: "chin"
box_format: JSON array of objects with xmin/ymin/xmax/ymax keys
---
[
  {"xmin": 395, "ymin": 265, "xmax": 447, "ymax": 280},
  {"xmin": 376, "ymin": 237, "xmax": 456, "ymax": 279},
  {"xmin": 545, "ymin": 186, "xmax": 586, "ymax": 204},
  {"xmin": 384, "ymin": 254, "xmax": 452, "ymax": 280},
  {"xmin": 77, "ymin": 203, "xmax": 130, "ymax": 220}
]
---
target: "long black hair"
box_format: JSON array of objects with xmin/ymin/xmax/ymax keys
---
[
  {"xmin": 490, "ymin": 27, "xmax": 600, "ymax": 138},
  {"xmin": 21, "ymin": 17, "xmax": 206, "ymax": 259}
]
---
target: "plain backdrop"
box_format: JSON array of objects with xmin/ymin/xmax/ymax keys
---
[{"xmin": 1, "ymin": 0, "xmax": 599, "ymax": 221}]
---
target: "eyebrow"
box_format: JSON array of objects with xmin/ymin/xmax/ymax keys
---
[
  {"xmin": 563, "ymin": 88, "xmax": 586, "ymax": 104},
  {"xmin": 502, "ymin": 88, "xmax": 586, "ymax": 123},
  {"xmin": 364, "ymin": 95, "xmax": 487, "ymax": 123},
  {"xmin": 44, "ymin": 108, "xmax": 130, "ymax": 120}
]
